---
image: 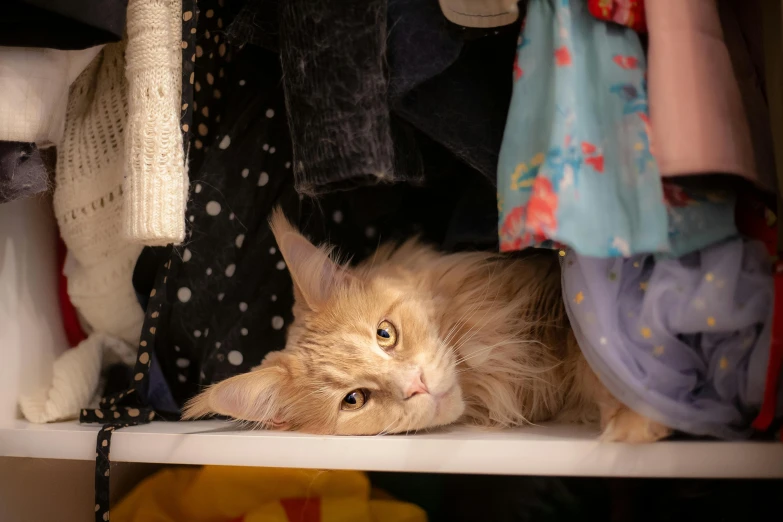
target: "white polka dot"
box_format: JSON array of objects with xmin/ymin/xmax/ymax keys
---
[
  {"xmin": 241, "ymin": 168, "xmax": 249, "ymax": 178},
  {"xmin": 235, "ymin": 234, "xmax": 245, "ymax": 248},
  {"xmin": 285, "ymin": 161, "xmax": 291, "ymax": 169},
  {"xmin": 333, "ymin": 210, "xmax": 343, "ymax": 223},
  {"xmin": 229, "ymin": 212, "xmax": 235, "ymax": 221},
  {"xmin": 205, "ymin": 267, "xmax": 212, "ymax": 275},
  {"xmin": 239, "ymin": 302, "xmax": 248, "ymax": 312},
  {"xmin": 178, "ymin": 374, "xmax": 187, "ymax": 383},
  {"xmin": 365, "ymin": 226, "xmax": 376, "ymax": 237},
  {"xmin": 194, "ymin": 330, "xmax": 202, "ymax": 337},
  {"xmin": 269, "ymin": 147, "xmax": 276, "ymax": 154},
  {"xmin": 271, "ymin": 294, "xmax": 278, "ymax": 302},
  {"xmin": 240, "ymin": 328, "xmax": 248, "ymax": 336},
  {"xmin": 269, "ymin": 247, "xmax": 276, "ymax": 254},
  {"xmin": 218, "ymin": 135, "xmax": 231, "ymax": 149},
  {"xmin": 239, "ymin": 79, "xmax": 246, "ymax": 86},
  {"xmin": 200, "ymin": 372, "xmax": 206, "ymax": 380},
  {"xmin": 258, "ymin": 172, "xmax": 269, "ymax": 186},
  {"xmin": 177, "ymin": 287, "xmax": 192, "ymax": 302},
  {"xmin": 189, "ymin": 215, "xmax": 195, "ymax": 222},
  {"xmin": 271, "ymin": 316, "xmax": 285, "ymax": 330},
  {"xmin": 174, "ymin": 345, "xmax": 181, "ymax": 352},
  {"xmin": 183, "ymin": 248, "xmax": 192, "ymax": 262},
  {"xmin": 204, "ymin": 328, "xmax": 209, "ymax": 337},
  {"xmin": 228, "ymin": 350, "xmax": 244, "ymax": 366},
  {"xmin": 217, "ymin": 293, "xmax": 225, "ymax": 301},
  {"xmin": 215, "ymin": 342, "xmax": 221, "ymax": 348},
  {"xmin": 225, "ymin": 264, "xmax": 236, "ymax": 277},
  {"xmin": 194, "ymin": 183, "xmax": 202, "ymax": 193},
  {"xmin": 276, "ymin": 260, "xmax": 286, "ymax": 270},
  {"xmin": 262, "ymin": 143, "xmax": 269, "ymax": 151},
  {"xmin": 266, "ymin": 108, "xmax": 275, "ymax": 118},
  {"xmin": 176, "ymin": 358, "xmax": 190, "ymax": 368},
  {"xmin": 206, "ymin": 200, "xmax": 221, "ymax": 216}
]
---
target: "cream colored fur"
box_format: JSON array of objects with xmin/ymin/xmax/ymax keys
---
[{"xmin": 184, "ymin": 209, "xmax": 670, "ymax": 442}]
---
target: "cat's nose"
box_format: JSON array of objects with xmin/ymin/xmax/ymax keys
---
[{"xmin": 404, "ymin": 373, "xmax": 429, "ymax": 399}]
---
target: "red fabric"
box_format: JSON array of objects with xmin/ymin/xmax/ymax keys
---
[
  {"xmin": 57, "ymin": 237, "xmax": 87, "ymax": 347},
  {"xmin": 587, "ymin": 0, "xmax": 647, "ymax": 33},
  {"xmin": 280, "ymin": 498, "xmax": 321, "ymax": 522},
  {"xmin": 751, "ymin": 261, "xmax": 783, "ymax": 438},
  {"xmin": 736, "ymin": 196, "xmax": 782, "ymax": 439}
]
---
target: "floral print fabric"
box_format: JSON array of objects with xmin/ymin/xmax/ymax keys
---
[{"xmin": 497, "ymin": 0, "xmax": 737, "ymax": 258}]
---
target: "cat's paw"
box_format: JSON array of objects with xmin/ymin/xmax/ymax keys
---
[{"xmin": 600, "ymin": 407, "xmax": 672, "ymax": 443}]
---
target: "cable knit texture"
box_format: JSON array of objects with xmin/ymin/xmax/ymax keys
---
[
  {"xmin": 124, "ymin": 0, "xmax": 187, "ymax": 245},
  {"xmin": 54, "ymin": 43, "xmax": 145, "ymax": 344}
]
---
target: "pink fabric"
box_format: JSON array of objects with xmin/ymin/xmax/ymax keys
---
[{"xmin": 646, "ymin": 0, "xmax": 772, "ymax": 190}]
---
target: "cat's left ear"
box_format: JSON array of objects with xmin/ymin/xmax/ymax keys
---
[{"xmin": 269, "ymin": 207, "xmax": 354, "ymax": 312}]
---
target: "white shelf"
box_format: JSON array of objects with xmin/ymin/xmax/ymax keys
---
[{"xmin": 2, "ymin": 419, "xmax": 782, "ymax": 478}]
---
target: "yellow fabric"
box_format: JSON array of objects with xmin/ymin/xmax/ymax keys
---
[{"xmin": 113, "ymin": 467, "xmax": 427, "ymax": 522}]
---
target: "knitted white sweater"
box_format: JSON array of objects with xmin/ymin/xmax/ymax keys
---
[{"xmin": 54, "ymin": 0, "xmax": 185, "ymax": 344}]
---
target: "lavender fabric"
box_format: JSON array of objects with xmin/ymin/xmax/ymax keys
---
[{"xmin": 561, "ymin": 237, "xmax": 779, "ymax": 439}]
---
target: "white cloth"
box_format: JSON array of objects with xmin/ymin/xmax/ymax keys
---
[
  {"xmin": 0, "ymin": 46, "xmax": 102, "ymax": 146},
  {"xmin": 19, "ymin": 333, "xmax": 136, "ymax": 424},
  {"xmin": 124, "ymin": 0, "xmax": 188, "ymax": 245},
  {"xmin": 54, "ymin": 43, "xmax": 146, "ymax": 344}
]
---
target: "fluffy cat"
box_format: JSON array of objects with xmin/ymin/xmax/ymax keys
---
[{"xmin": 184, "ymin": 209, "xmax": 671, "ymax": 442}]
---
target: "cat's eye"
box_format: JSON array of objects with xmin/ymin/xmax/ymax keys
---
[
  {"xmin": 376, "ymin": 320, "xmax": 398, "ymax": 350},
  {"xmin": 341, "ymin": 389, "xmax": 368, "ymax": 411}
]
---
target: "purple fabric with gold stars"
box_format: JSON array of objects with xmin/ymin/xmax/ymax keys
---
[{"xmin": 562, "ymin": 237, "xmax": 780, "ymax": 439}]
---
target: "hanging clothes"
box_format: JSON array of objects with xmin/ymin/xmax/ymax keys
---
[
  {"xmin": 561, "ymin": 237, "xmax": 779, "ymax": 439},
  {"xmin": 587, "ymin": 0, "xmax": 647, "ymax": 32},
  {"xmin": 645, "ymin": 0, "xmax": 776, "ymax": 190},
  {"xmin": 497, "ymin": 0, "xmax": 738, "ymax": 258},
  {"xmin": 229, "ymin": 0, "xmax": 521, "ymax": 195},
  {"xmin": 498, "ymin": 0, "xmax": 667, "ymax": 257}
]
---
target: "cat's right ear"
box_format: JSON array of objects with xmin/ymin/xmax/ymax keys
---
[
  {"xmin": 269, "ymin": 207, "xmax": 353, "ymax": 312},
  {"xmin": 182, "ymin": 363, "xmax": 292, "ymax": 428}
]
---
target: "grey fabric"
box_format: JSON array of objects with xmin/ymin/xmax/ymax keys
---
[{"xmin": 0, "ymin": 141, "xmax": 50, "ymax": 203}]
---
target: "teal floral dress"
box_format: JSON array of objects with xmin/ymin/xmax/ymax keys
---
[{"xmin": 497, "ymin": 0, "xmax": 735, "ymax": 258}]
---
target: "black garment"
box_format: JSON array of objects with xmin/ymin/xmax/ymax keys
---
[
  {"xmin": 0, "ymin": 0, "xmax": 126, "ymax": 50},
  {"xmin": 0, "ymin": 142, "xmax": 51, "ymax": 204},
  {"xmin": 227, "ymin": 0, "xmax": 524, "ymax": 193}
]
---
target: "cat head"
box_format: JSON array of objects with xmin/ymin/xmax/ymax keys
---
[{"xmin": 183, "ymin": 208, "xmax": 465, "ymax": 434}]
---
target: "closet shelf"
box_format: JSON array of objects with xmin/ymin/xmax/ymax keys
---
[{"xmin": 2, "ymin": 420, "xmax": 782, "ymax": 478}]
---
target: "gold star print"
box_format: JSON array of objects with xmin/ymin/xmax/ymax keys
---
[
  {"xmin": 639, "ymin": 281, "xmax": 648, "ymax": 291},
  {"xmin": 574, "ymin": 291, "xmax": 585, "ymax": 304},
  {"xmin": 608, "ymin": 271, "xmax": 617, "ymax": 281},
  {"xmin": 705, "ymin": 273, "xmax": 714, "ymax": 282},
  {"xmin": 559, "ymin": 250, "xmax": 566, "ymax": 257},
  {"xmin": 719, "ymin": 356, "xmax": 729, "ymax": 370},
  {"xmin": 640, "ymin": 327, "xmax": 652, "ymax": 339},
  {"xmin": 707, "ymin": 316, "xmax": 716, "ymax": 327},
  {"xmin": 653, "ymin": 345, "xmax": 665, "ymax": 356},
  {"xmin": 633, "ymin": 261, "xmax": 640, "ymax": 268}
]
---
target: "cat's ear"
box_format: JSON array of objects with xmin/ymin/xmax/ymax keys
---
[
  {"xmin": 182, "ymin": 361, "xmax": 292, "ymax": 428},
  {"xmin": 269, "ymin": 207, "xmax": 353, "ymax": 312}
]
